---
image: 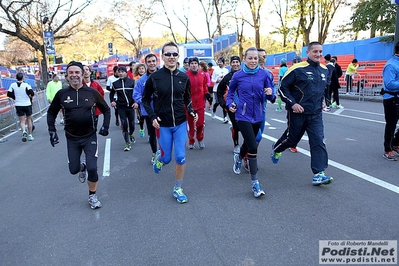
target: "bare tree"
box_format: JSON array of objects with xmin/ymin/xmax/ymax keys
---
[
  {"xmin": 317, "ymin": 0, "xmax": 349, "ymax": 43},
  {"xmin": 228, "ymin": 0, "xmax": 245, "ymax": 57},
  {"xmin": 293, "ymin": 0, "xmax": 316, "ymax": 46},
  {"xmin": 243, "ymin": 0, "xmax": 264, "ymax": 48},
  {"xmin": 154, "ymin": 0, "xmax": 178, "ymax": 43},
  {"xmin": 198, "ymin": 0, "xmax": 233, "ymax": 43},
  {"xmin": 271, "ymin": 0, "xmax": 292, "ymax": 48},
  {"xmin": 0, "ymin": 0, "xmax": 92, "ymax": 86},
  {"xmin": 1, "ymin": 37, "xmax": 34, "ymax": 67},
  {"xmin": 111, "ymin": 0, "xmax": 158, "ymax": 60}
]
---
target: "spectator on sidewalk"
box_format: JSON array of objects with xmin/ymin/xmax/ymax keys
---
[{"xmin": 345, "ymin": 59, "xmax": 359, "ymax": 93}]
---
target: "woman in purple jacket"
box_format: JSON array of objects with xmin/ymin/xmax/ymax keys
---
[{"xmin": 226, "ymin": 47, "xmax": 275, "ymax": 198}]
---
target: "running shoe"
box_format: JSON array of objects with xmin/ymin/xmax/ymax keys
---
[
  {"xmin": 392, "ymin": 146, "xmax": 399, "ymax": 155},
  {"xmin": 211, "ymin": 111, "xmax": 216, "ymax": 119},
  {"xmin": 383, "ymin": 151, "xmax": 398, "ymax": 161},
  {"xmin": 130, "ymin": 134, "xmax": 136, "ymax": 143},
  {"xmin": 28, "ymin": 134, "xmax": 34, "ymax": 141},
  {"xmin": 60, "ymin": 119, "xmax": 64, "ymax": 125},
  {"xmin": 233, "ymin": 153, "xmax": 242, "ymax": 174},
  {"xmin": 78, "ymin": 162, "xmax": 87, "ymax": 183},
  {"xmin": 233, "ymin": 145, "xmax": 240, "ymax": 154},
  {"xmin": 115, "ymin": 120, "xmax": 120, "ymax": 127},
  {"xmin": 124, "ymin": 142, "xmax": 131, "ymax": 151},
  {"xmin": 151, "ymin": 153, "xmax": 156, "ymax": 164},
  {"xmin": 139, "ymin": 129, "xmax": 145, "ymax": 138},
  {"xmin": 271, "ymin": 143, "xmax": 282, "ymax": 164},
  {"xmin": 22, "ymin": 131, "xmax": 28, "ymax": 142},
  {"xmin": 198, "ymin": 141, "xmax": 205, "ymax": 149},
  {"xmin": 153, "ymin": 150, "xmax": 163, "ymax": 174},
  {"xmin": 336, "ymin": 104, "xmax": 344, "ymax": 109},
  {"xmin": 312, "ymin": 171, "xmax": 334, "ymax": 186},
  {"xmin": 289, "ymin": 147, "xmax": 298, "ymax": 153},
  {"xmin": 252, "ymin": 182, "xmax": 265, "ymax": 198},
  {"xmin": 330, "ymin": 102, "xmax": 337, "ymax": 108},
  {"xmin": 188, "ymin": 144, "xmax": 195, "ymax": 150},
  {"xmin": 173, "ymin": 187, "xmax": 188, "ymax": 203},
  {"xmin": 88, "ymin": 194, "xmax": 102, "ymax": 209},
  {"xmin": 275, "ymin": 107, "xmax": 283, "ymax": 112},
  {"xmin": 223, "ymin": 116, "xmax": 229, "ymax": 123}
]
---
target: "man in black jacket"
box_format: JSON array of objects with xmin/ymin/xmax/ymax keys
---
[
  {"xmin": 47, "ymin": 61, "xmax": 111, "ymax": 210},
  {"xmin": 142, "ymin": 41, "xmax": 197, "ymax": 204},
  {"xmin": 110, "ymin": 66, "xmax": 136, "ymax": 151}
]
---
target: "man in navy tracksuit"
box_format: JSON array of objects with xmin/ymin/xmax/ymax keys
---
[{"xmin": 271, "ymin": 41, "xmax": 333, "ymax": 186}]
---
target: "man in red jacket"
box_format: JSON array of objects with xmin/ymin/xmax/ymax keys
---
[
  {"xmin": 83, "ymin": 65, "xmax": 105, "ymax": 128},
  {"xmin": 185, "ymin": 57, "xmax": 210, "ymax": 149}
]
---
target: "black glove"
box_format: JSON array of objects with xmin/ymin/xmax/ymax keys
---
[
  {"xmin": 99, "ymin": 126, "xmax": 109, "ymax": 136},
  {"xmin": 190, "ymin": 111, "xmax": 197, "ymax": 118},
  {"xmin": 49, "ymin": 131, "xmax": 59, "ymax": 147}
]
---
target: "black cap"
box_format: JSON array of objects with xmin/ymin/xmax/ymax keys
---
[
  {"xmin": 207, "ymin": 62, "xmax": 213, "ymax": 67},
  {"xmin": 324, "ymin": 54, "xmax": 331, "ymax": 61},
  {"xmin": 113, "ymin": 66, "xmax": 119, "ymax": 72},
  {"xmin": 188, "ymin": 57, "xmax": 199, "ymax": 64},
  {"xmin": 67, "ymin": 61, "xmax": 84, "ymax": 72},
  {"xmin": 118, "ymin": 66, "xmax": 127, "ymax": 72},
  {"xmin": 218, "ymin": 58, "xmax": 225, "ymax": 64},
  {"xmin": 230, "ymin": 55, "xmax": 240, "ymax": 63}
]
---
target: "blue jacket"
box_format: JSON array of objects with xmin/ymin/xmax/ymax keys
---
[
  {"xmin": 133, "ymin": 72, "xmax": 152, "ymax": 116},
  {"xmin": 226, "ymin": 68, "xmax": 274, "ymax": 123},
  {"xmin": 279, "ymin": 59, "xmax": 328, "ymax": 114},
  {"xmin": 382, "ymin": 55, "xmax": 399, "ymax": 100}
]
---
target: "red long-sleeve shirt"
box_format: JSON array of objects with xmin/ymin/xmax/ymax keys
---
[{"xmin": 83, "ymin": 79, "xmax": 105, "ymax": 116}]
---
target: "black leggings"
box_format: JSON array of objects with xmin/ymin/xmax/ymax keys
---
[
  {"xmin": 145, "ymin": 116, "xmax": 157, "ymax": 153},
  {"xmin": 236, "ymin": 121, "xmax": 261, "ymax": 158},
  {"xmin": 66, "ymin": 133, "xmax": 98, "ymax": 182},
  {"xmin": 227, "ymin": 111, "xmax": 239, "ymax": 146},
  {"xmin": 118, "ymin": 106, "xmax": 135, "ymax": 140}
]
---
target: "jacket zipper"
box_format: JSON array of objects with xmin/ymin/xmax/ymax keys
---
[
  {"xmin": 122, "ymin": 80, "xmax": 129, "ymax": 107},
  {"xmin": 171, "ymin": 73, "xmax": 176, "ymax": 126}
]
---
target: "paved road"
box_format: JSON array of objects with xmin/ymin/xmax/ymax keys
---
[{"xmin": 0, "ymin": 95, "xmax": 398, "ymax": 266}]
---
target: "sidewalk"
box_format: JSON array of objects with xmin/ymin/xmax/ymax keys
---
[{"xmin": 339, "ymin": 92, "xmax": 382, "ymax": 103}]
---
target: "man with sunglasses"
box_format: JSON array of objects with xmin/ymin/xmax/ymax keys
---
[{"xmin": 142, "ymin": 42, "xmax": 198, "ymax": 204}]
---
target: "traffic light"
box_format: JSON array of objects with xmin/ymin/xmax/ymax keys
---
[{"xmin": 108, "ymin": 42, "xmax": 113, "ymax": 55}]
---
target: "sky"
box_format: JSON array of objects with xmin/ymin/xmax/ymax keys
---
[{"xmin": 0, "ymin": 0, "xmax": 367, "ymax": 51}]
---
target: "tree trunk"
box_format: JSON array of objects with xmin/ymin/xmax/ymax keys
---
[{"xmin": 40, "ymin": 46, "xmax": 49, "ymax": 88}]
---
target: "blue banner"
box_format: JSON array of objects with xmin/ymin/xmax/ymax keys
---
[{"xmin": 44, "ymin": 30, "xmax": 55, "ymax": 55}]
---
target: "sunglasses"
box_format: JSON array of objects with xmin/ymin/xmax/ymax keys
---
[{"xmin": 163, "ymin": 52, "xmax": 179, "ymax": 57}]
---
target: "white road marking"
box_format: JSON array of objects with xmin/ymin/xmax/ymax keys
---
[
  {"xmin": 208, "ymin": 111, "xmax": 399, "ymax": 195},
  {"xmin": 103, "ymin": 138, "xmax": 111, "ymax": 177},
  {"xmin": 262, "ymin": 134, "xmax": 399, "ymax": 195}
]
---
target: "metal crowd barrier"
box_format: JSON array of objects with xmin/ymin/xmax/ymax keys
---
[
  {"xmin": 0, "ymin": 90, "xmax": 49, "ymax": 138},
  {"xmin": 338, "ymin": 73, "xmax": 383, "ymax": 101},
  {"xmin": 357, "ymin": 73, "xmax": 383, "ymax": 101}
]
